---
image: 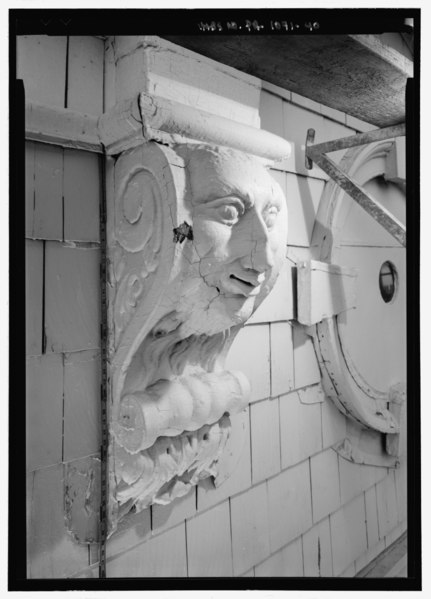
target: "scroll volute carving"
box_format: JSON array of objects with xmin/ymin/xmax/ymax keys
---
[{"xmin": 108, "ymin": 141, "xmax": 288, "ymax": 533}]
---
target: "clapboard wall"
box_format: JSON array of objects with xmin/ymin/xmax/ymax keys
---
[{"xmin": 22, "ymin": 35, "xmax": 407, "ymax": 579}]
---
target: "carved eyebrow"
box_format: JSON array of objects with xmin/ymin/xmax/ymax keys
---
[
  {"xmin": 198, "ymin": 194, "xmax": 251, "ymax": 211},
  {"xmin": 263, "ymin": 196, "xmax": 283, "ymax": 211}
]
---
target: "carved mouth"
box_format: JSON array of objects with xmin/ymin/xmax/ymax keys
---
[
  {"xmin": 223, "ymin": 273, "xmax": 262, "ymax": 297},
  {"xmin": 230, "ymin": 274, "xmax": 256, "ymax": 287}
]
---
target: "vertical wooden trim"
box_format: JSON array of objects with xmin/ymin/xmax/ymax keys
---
[
  {"xmin": 64, "ymin": 36, "xmax": 70, "ymax": 109},
  {"xmin": 98, "ymin": 152, "xmax": 108, "ymax": 579},
  {"xmin": 42, "ymin": 240, "xmax": 46, "ymax": 354}
]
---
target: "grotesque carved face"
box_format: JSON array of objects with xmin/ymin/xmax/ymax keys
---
[{"xmin": 178, "ymin": 145, "xmax": 288, "ymax": 331}]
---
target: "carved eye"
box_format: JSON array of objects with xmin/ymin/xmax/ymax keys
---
[
  {"xmin": 263, "ymin": 206, "xmax": 280, "ymax": 229},
  {"xmin": 217, "ymin": 203, "xmax": 241, "ymax": 225}
]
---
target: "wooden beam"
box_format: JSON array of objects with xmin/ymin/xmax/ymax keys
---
[{"xmin": 25, "ymin": 102, "xmax": 102, "ymax": 153}]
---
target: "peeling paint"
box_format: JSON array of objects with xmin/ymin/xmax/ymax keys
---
[{"xmin": 64, "ymin": 456, "xmax": 101, "ymax": 544}]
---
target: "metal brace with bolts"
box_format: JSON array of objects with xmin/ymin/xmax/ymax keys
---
[{"xmin": 305, "ymin": 124, "xmax": 406, "ymax": 247}]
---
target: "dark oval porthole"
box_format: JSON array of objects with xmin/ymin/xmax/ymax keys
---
[{"xmin": 379, "ymin": 261, "xmax": 397, "ymax": 303}]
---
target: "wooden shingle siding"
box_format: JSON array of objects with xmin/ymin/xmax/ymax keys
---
[
  {"xmin": 33, "ymin": 143, "xmax": 63, "ymax": 240},
  {"xmin": 25, "ymin": 239, "xmax": 44, "ymax": 355},
  {"xmin": 63, "ymin": 350, "xmax": 101, "ymax": 461},
  {"xmin": 67, "ymin": 36, "xmax": 104, "ymax": 115},
  {"xmin": 186, "ymin": 501, "xmax": 233, "ymax": 577},
  {"xmin": 17, "ymin": 36, "xmax": 67, "ymax": 108},
  {"xmin": 44, "ymin": 243, "xmax": 100, "ymax": 353},
  {"xmin": 63, "ymin": 149, "xmax": 101, "ymax": 242},
  {"xmin": 25, "ymin": 141, "xmax": 35, "ymax": 237},
  {"xmin": 26, "ymin": 354, "xmax": 64, "ymax": 471},
  {"xmin": 106, "ymin": 524, "xmax": 187, "ymax": 577},
  {"xmin": 27, "ymin": 464, "xmax": 89, "ymax": 578}
]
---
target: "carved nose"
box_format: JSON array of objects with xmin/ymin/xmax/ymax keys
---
[
  {"xmin": 251, "ymin": 237, "xmax": 275, "ymax": 272},
  {"xmin": 241, "ymin": 216, "xmax": 275, "ymax": 273}
]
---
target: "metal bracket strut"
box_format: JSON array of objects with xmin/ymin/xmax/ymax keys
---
[{"xmin": 305, "ymin": 124, "xmax": 406, "ymax": 247}]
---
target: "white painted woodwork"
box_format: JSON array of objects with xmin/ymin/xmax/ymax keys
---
[
  {"xmin": 67, "ymin": 37, "xmax": 104, "ymax": 115},
  {"xmin": 63, "ymin": 149, "xmax": 100, "ymax": 242},
  {"xmin": 152, "ymin": 487, "xmax": 196, "ymax": 535},
  {"xmin": 213, "ymin": 409, "xmax": 249, "ymax": 488},
  {"xmin": 186, "ymin": 501, "xmax": 233, "ymax": 577},
  {"xmin": 25, "ymin": 103, "xmax": 101, "ymax": 152},
  {"xmin": 302, "ymin": 517, "xmax": 333, "ymax": 576},
  {"xmin": 230, "ymin": 482, "xmax": 270, "ymax": 575},
  {"xmin": 321, "ymin": 396, "xmax": 347, "ymax": 449},
  {"xmin": 297, "ymin": 260, "xmax": 358, "ymax": 326},
  {"xmin": 259, "ymin": 90, "xmax": 284, "ymax": 140},
  {"xmin": 64, "ymin": 456, "xmax": 101, "ymax": 544},
  {"xmin": 33, "ymin": 143, "xmax": 63, "ymax": 240},
  {"xmin": 267, "ymin": 462, "xmax": 312, "ymax": 553},
  {"xmin": 26, "ymin": 354, "xmax": 63, "ymax": 471},
  {"xmin": 292, "ymin": 324, "xmax": 321, "ymax": 390},
  {"xmin": 225, "ymin": 325, "xmax": 271, "ymax": 403},
  {"xmin": 25, "ymin": 239, "xmax": 43, "ymax": 355},
  {"xmin": 25, "ymin": 141, "xmax": 35, "ymax": 237},
  {"xmin": 298, "ymin": 384, "xmax": 325, "ymax": 404},
  {"xmin": 376, "ymin": 473, "xmax": 399, "ymax": 540},
  {"xmin": 111, "ymin": 36, "xmax": 262, "ymax": 127},
  {"xmin": 270, "ymin": 322, "xmax": 294, "ymax": 396},
  {"xmin": 106, "ymin": 524, "xmax": 187, "ymax": 577},
  {"xmin": 394, "ymin": 461, "xmax": 407, "ymax": 525},
  {"xmin": 22, "ymin": 29, "xmax": 411, "ymax": 581},
  {"xmin": 247, "ymin": 261, "xmax": 294, "ymax": 324},
  {"xmin": 255, "ymin": 537, "xmax": 304, "ymax": 577},
  {"xmin": 250, "ymin": 398, "xmax": 281, "ymax": 484},
  {"xmin": 197, "ymin": 408, "xmax": 251, "ymax": 512},
  {"xmin": 279, "ymin": 392, "xmax": 322, "ymax": 469},
  {"xmin": 310, "ymin": 449, "xmax": 341, "ymax": 522},
  {"xmin": 103, "ymin": 39, "xmax": 116, "ymax": 112},
  {"xmin": 107, "ymin": 140, "xmax": 287, "ymax": 531},
  {"xmin": 44, "ymin": 243, "xmax": 100, "ymax": 353},
  {"xmin": 63, "ymin": 350, "xmax": 101, "ymax": 461},
  {"xmin": 334, "ymin": 420, "xmax": 399, "ymax": 469},
  {"xmin": 106, "ymin": 508, "xmax": 151, "ymax": 560},
  {"xmin": 385, "ymin": 137, "xmax": 406, "ymax": 184},
  {"xmin": 330, "ymin": 495, "xmax": 368, "ymax": 576},
  {"xmin": 365, "ymin": 486, "xmax": 380, "ymax": 549},
  {"xmin": 310, "ymin": 138, "xmax": 406, "ymax": 439},
  {"xmin": 27, "ymin": 465, "xmax": 89, "ymax": 578},
  {"xmin": 284, "ymin": 173, "xmax": 325, "ymax": 247},
  {"xmin": 17, "ymin": 36, "xmax": 67, "ymax": 108},
  {"xmin": 98, "ymin": 92, "xmax": 292, "ymax": 161},
  {"xmin": 338, "ymin": 455, "xmax": 387, "ymax": 505},
  {"xmin": 337, "ymin": 247, "xmax": 406, "ymax": 393}
]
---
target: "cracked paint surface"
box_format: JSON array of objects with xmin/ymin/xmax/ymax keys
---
[
  {"xmin": 108, "ymin": 142, "xmax": 288, "ymax": 534},
  {"xmin": 64, "ymin": 457, "xmax": 101, "ymax": 544}
]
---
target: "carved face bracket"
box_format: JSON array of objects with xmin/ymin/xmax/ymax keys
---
[{"xmin": 107, "ymin": 141, "xmax": 288, "ymax": 534}]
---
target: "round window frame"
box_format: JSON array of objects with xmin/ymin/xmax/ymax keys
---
[{"xmin": 309, "ymin": 139, "xmax": 405, "ymax": 434}]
